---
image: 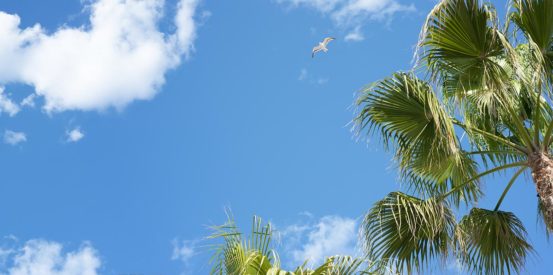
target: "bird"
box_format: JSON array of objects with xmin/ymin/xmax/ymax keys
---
[{"xmin": 312, "ymin": 37, "xmax": 335, "ymax": 58}]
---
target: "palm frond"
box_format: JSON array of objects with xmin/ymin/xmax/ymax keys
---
[
  {"xmin": 208, "ymin": 215, "xmax": 278, "ymax": 274},
  {"xmin": 456, "ymin": 208, "xmax": 533, "ymax": 275},
  {"xmin": 361, "ymin": 192, "xmax": 455, "ymax": 274},
  {"xmin": 403, "ymin": 150, "xmax": 482, "ymax": 206},
  {"xmin": 355, "ymin": 73, "xmax": 482, "ymax": 203},
  {"xmin": 511, "ymin": 0, "xmax": 553, "ymax": 85},
  {"xmin": 421, "ymin": 0, "xmax": 505, "ymax": 91},
  {"xmin": 537, "ymin": 198, "xmax": 553, "ymax": 235},
  {"xmin": 209, "ymin": 214, "xmax": 374, "ymax": 274}
]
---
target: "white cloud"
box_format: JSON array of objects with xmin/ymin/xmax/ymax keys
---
[
  {"xmin": 0, "ymin": 239, "xmax": 101, "ymax": 275},
  {"xmin": 4, "ymin": 130, "xmax": 26, "ymax": 145},
  {"xmin": 0, "ymin": 87, "xmax": 19, "ymax": 116},
  {"xmin": 20, "ymin": 94, "xmax": 36, "ymax": 108},
  {"xmin": 277, "ymin": 0, "xmax": 415, "ymax": 40},
  {"xmin": 0, "ymin": 236, "xmax": 17, "ymax": 269},
  {"xmin": 171, "ymin": 239, "xmax": 197, "ymax": 275},
  {"xmin": 0, "ymin": 248, "xmax": 14, "ymax": 269},
  {"xmin": 66, "ymin": 128, "xmax": 85, "ymax": 143},
  {"xmin": 277, "ymin": 0, "xmax": 342, "ymax": 13},
  {"xmin": 279, "ymin": 215, "xmax": 359, "ymax": 267},
  {"xmin": 171, "ymin": 239, "xmax": 195, "ymax": 263},
  {"xmin": 332, "ymin": 0, "xmax": 415, "ymax": 25},
  {"xmin": 0, "ymin": 0, "xmax": 201, "ymax": 113},
  {"xmin": 345, "ymin": 26, "xmax": 365, "ymax": 42}
]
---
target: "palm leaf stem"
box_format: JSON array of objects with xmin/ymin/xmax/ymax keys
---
[
  {"xmin": 441, "ymin": 161, "xmax": 528, "ymax": 199},
  {"xmin": 452, "ymin": 119, "xmax": 529, "ymax": 154},
  {"xmin": 542, "ymin": 119, "xmax": 553, "ymax": 150},
  {"xmin": 494, "ymin": 166, "xmax": 527, "ymax": 211}
]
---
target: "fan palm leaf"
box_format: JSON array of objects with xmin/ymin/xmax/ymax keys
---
[
  {"xmin": 456, "ymin": 208, "xmax": 533, "ymax": 275},
  {"xmin": 355, "ymin": 73, "xmax": 481, "ymax": 204},
  {"xmin": 361, "ymin": 192, "xmax": 455, "ymax": 274}
]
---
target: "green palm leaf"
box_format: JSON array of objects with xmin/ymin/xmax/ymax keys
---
[
  {"xmin": 421, "ymin": 0, "xmax": 505, "ymax": 90},
  {"xmin": 209, "ymin": 214, "xmax": 376, "ymax": 275},
  {"xmin": 537, "ymin": 199, "xmax": 553, "ymax": 236},
  {"xmin": 456, "ymin": 208, "xmax": 533, "ymax": 275},
  {"xmin": 209, "ymin": 215, "xmax": 276, "ymax": 274},
  {"xmin": 420, "ymin": 0, "xmax": 529, "ymax": 137},
  {"xmin": 511, "ymin": 0, "xmax": 553, "ymax": 84},
  {"xmin": 355, "ymin": 72, "xmax": 480, "ymax": 204},
  {"xmin": 361, "ymin": 192, "xmax": 455, "ymax": 274}
]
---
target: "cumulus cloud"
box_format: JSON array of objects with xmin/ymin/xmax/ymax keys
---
[
  {"xmin": 4, "ymin": 130, "xmax": 26, "ymax": 145},
  {"xmin": 279, "ymin": 215, "xmax": 359, "ymax": 267},
  {"xmin": 0, "ymin": 0, "xmax": 200, "ymax": 113},
  {"xmin": 0, "ymin": 239, "xmax": 101, "ymax": 275},
  {"xmin": 66, "ymin": 128, "xmax": 85, "ymax": 143},
  {"xmin": 276, "ymin": 0, "xmax": 415, "ymax": 41}
]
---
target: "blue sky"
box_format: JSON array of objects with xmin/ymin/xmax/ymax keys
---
[{"xmin": 0, "ymin": 0, "xmax": 551, "ymax": 274}]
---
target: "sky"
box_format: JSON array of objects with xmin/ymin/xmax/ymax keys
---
[{"xmin": 0, "ymin": 0, "xmax": 551, "ymax": 274}]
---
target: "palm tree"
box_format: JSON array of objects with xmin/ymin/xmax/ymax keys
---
[
  {"xmin": 354, "ymin": 0, "xmax": 553, "ymax": 274},
  {"xmin": 208, "ymin": 214, "xmax": 382, "ymax": 274}
]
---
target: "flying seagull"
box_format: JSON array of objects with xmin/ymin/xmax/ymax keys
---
[{"xmin": 312, "ymin": 37, "xmax": 335, "ymax": 58}]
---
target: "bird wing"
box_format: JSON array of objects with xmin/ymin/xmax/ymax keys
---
[
  {"xmin": 312, "ymin": 45, "xmax": 322, "ymax": 58},
  {"xmin": 322, "ymin": 37, "xmax": 335, "ymax": 46}
]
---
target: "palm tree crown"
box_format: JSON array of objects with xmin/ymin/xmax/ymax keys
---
[
  {"xmin": 355, "ymin": 0, "xmax": 553, "ymax": 274},
  {"xmin": 208, "ymin": 214, "xmax": 382, "ymax": 274}
]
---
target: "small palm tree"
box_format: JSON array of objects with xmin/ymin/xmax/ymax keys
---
[
  {"xmin": 208, "ymin": 214, "xmax": 382, "ymax": 274},
  {"xmin": 355, "ymin": 0, "xmax": 553, "ymax": 274}
]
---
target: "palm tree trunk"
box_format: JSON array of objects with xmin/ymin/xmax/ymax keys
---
[{"xmin": 529, "ymin": 152, "xmax": 553, "ymax": 227}]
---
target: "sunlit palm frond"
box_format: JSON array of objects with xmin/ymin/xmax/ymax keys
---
[
  {"xmin": 361, "ymin": 192, "xmax": 455, "ymax": 274},
  {"xmin": 421, "ymin": 0, "xmax": 505, "ymax": 93},
  {"xmin": 511, "ymin": 0, "xmax": 553, "ymax": 85},
  {"xmin": 456, "ymin": 208, "xmax": 533, "ymax": 275},
  {"xmin": 324, "ymin": 256, "xmax": 387, "ymax": 275},
  {"xmin": 418, "ymin": 0, "xmax": 538, "ymax": 144},
  {"xmin": 209, "ymin": 215, "xmax": 277, "ymax": 274},
  {"xmin": 209, "ymin": 214, "xmax": 374, "ymax": 275},
  {"xmin": 355, "ymin": 73, "xmax": 477, "ymax": 200},
  {"xmin": 402, "ymin": 150, "xmax": 482, "ymax": 206}
]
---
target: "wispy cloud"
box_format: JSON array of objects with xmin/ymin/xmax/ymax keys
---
[
  {"xmin": 0, "ymin": 238, "xmax": 101, "ymax": 275},
  {"xmin": 278, "ymin": 215, "xmax": 359, "ymax": 268},
  {"xmin": 171, "ymin": 239, "xmax": 197, "ymax": 275},
  {"xmin": 0, "ymin": 0, "xmax": 201, "ymax": 113},
  {"xmin": 0, "ymin": 87, "xmax": 19, "ymax": 117},
  {"xmin": 298, "ymin": 68, "xmax": 308, "ymax": 81},
  {"xmin": 276, "ymin": 0, "xmax": 415, "ymax": 41},
  {"xmin": 316, "ymin": 78, "xmax": 328, "ymax": 85},
  {"xmin": 20, "ymin": 94, "xmax": 36, "ymax": 108},
  {"xmin": 297, "ymin": 68, "xmax": 328, "ymax": 85},
  {"xmin": 4, "ymin": 130, "xmax": 26, "ymax": 145},
  {"xmin": 171, "ymin": 239, "xmax": 196, "ymax": 263},
  {"xmin": 345, "ymin": 26, "xmax": 365, "ymax": 42},
  {"xmin": 66, "ymin": 127, "xmax": 85, "ymax": 143}
]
